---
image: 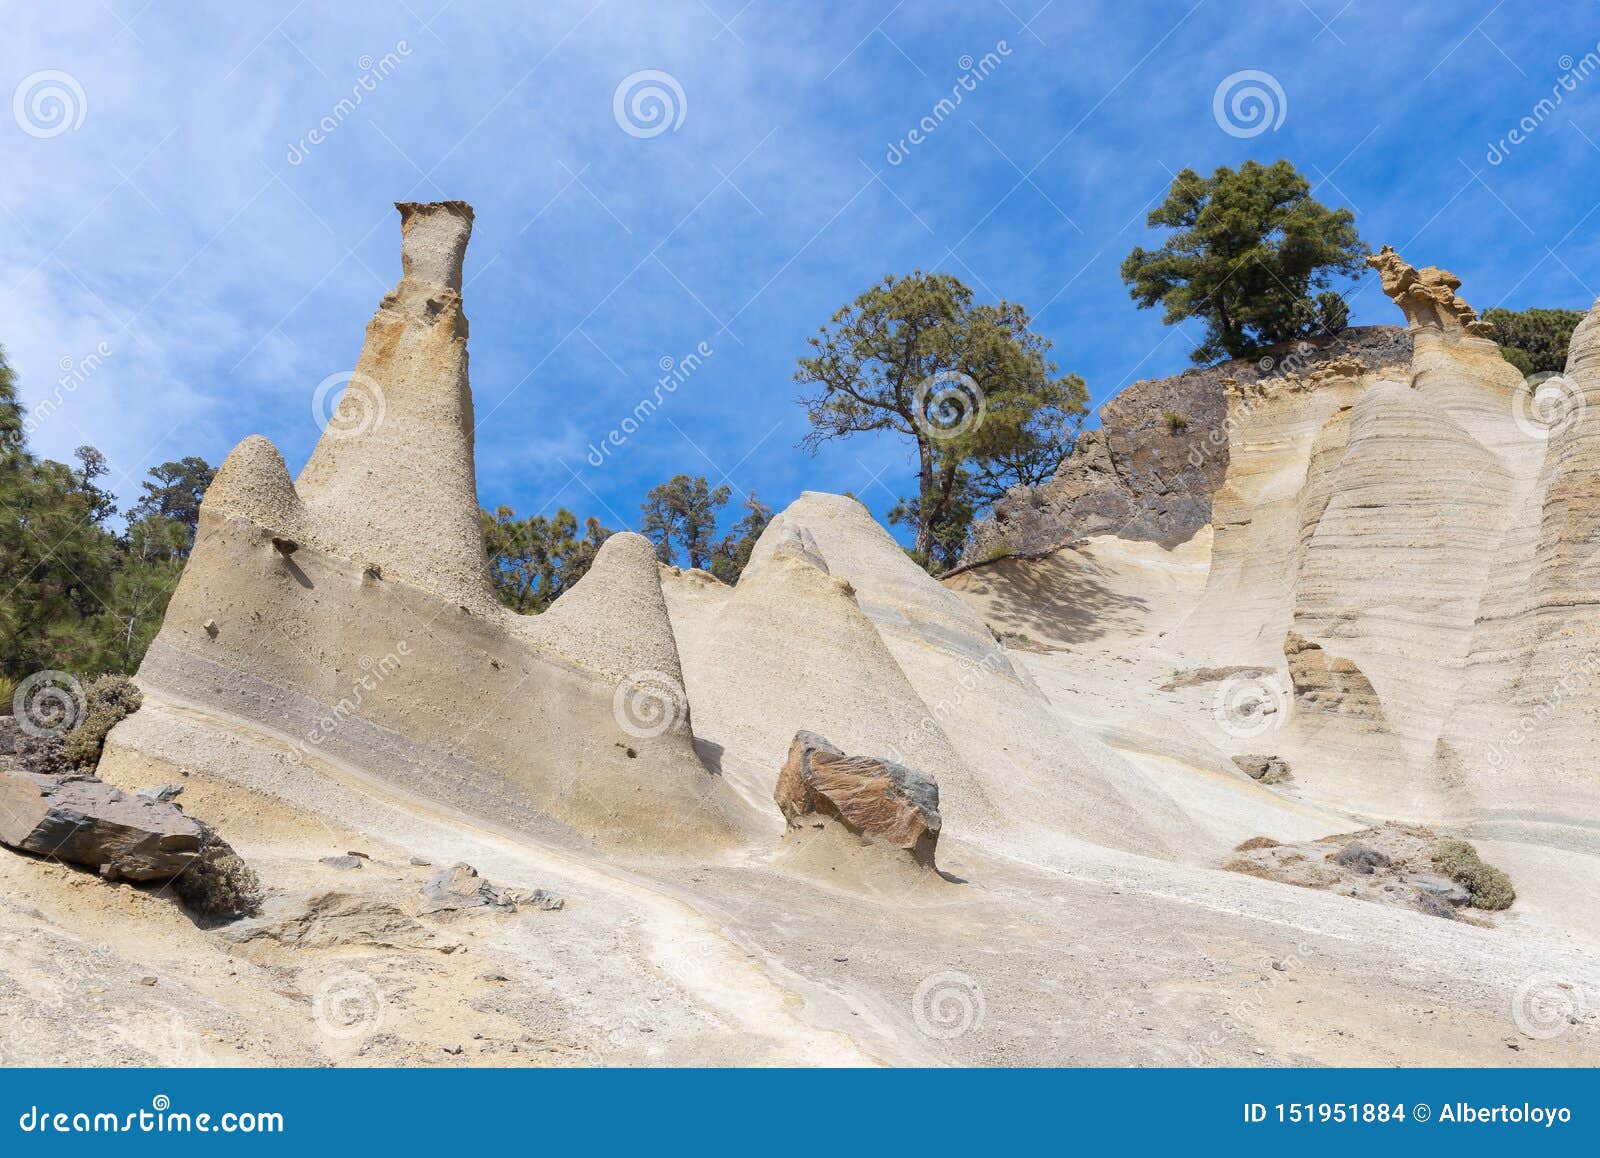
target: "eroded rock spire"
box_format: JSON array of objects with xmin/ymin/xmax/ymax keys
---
[
  {"xmin": 1366, "ymin": 244, "xmax": 1495, "ymax": 341},
  {"xmin": 294, "ymin": 200, "xmax": 494, "ymax": 608}
]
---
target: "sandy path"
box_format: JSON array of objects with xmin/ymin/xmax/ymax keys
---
[{"xmin": 95, "ymin": 695, "xmax": 878, "ymax": 1066}]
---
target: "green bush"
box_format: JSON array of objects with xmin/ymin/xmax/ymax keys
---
[
  {"xmin": 54, "ymin": 674, "xmax": 142, "ymax": 773},
  {"xmin": 1434, "ymin": 839, "xmax": 1515, "ymax": 911},
  {"xmin": 1164, "ymin": 411, "xmax": 1189, "ymax": 433}
]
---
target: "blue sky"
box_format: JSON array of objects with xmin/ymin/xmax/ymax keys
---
[{"xmin": 3, "ymin": 1, "xmax": 1598, "ymax": 541}]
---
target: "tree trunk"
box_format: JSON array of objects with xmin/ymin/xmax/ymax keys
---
[
  {"xmin": 920, "ymin": 463, "xmax": 961, "ymax": 567},
  {"xmin": 914, "ymin": 436, "xmax": 934, "ymax": 558},
  {"xmin": 123, "ymin": 587, "xmax": 141, "ymax": 668},
  {"xmin": 1216, "ymin": 295, "xmax": 1240, "ymax": 357}
]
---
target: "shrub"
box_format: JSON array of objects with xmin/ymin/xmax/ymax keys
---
[
  {"xmin": 54, "ymin": 674, "xmax": 142, "ymax": 773},
  {"xmin": 1333, "ymin": 840, "xmax": 1390, "ymax": 874},
  {"xmin": 172, "ymin": 832, "xmax": 263, "ymax": 921},
  {"xmin": 979, "ymin": 543, "xmax": 1014, "ymax": 564},
  {"xmin": 1163, "ymin": 411, "xmax": 1189, "ymax": 433},
  {"xmin": 1434, "ymin": 839, "xmax": 1515, "ymax": 911}
]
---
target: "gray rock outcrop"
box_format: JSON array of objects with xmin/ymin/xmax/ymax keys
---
[
  {"xmin": 0, "ymin": 768, "xmax": 205, "ymax": 881},
  {"xmin": 417, "ymin": 862, "xmax": 564, "ymax": 914},
  {"xmin": 963, "ymin": 326, "xmax": 1411, "ymax": 562}
]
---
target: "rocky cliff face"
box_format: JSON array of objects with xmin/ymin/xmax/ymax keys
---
[{"xmin": 963, "ymin": 326, "xmax": 1412, "ymax": 561}]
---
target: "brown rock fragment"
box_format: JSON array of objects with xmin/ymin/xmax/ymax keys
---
[{"xmin": 775, "ymin": 731, "xmax": 941, "ymax": 868}]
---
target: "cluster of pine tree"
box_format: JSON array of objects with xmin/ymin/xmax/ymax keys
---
[
  {"xmin": 0, "ymin": 345, "xmax": 212, "ymax": 689},
  {"xmin": 479, "ymin": 474, "xmax": 773, "ymax": 611}
]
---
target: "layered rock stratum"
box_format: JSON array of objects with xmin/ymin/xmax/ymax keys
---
[{"xmin": 3, "ymin": 208, "xmax": 1597, "ymax": 1068}]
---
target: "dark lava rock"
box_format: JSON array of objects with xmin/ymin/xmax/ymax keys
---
[{"xmin": 0, "ymin": 767, "xmax": 204, "ymax": 881}]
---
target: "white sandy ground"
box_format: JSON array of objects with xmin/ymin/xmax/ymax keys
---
[{"xmin": 4, "ymin": 568, "xmax": 1598, "ymax": 1068}]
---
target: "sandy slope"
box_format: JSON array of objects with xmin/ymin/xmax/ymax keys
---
[{"xmin": 5, "ymin": 685, "xmax": 1596, "ymax": 1067}]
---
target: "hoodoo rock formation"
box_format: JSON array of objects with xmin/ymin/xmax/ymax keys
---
[
  {"xmin": 100, "ymin": 202, "xmax": 754, "ymax": 854},
  {"xmin": 293, "ymin": 201, "xmax": 494, "ymax": 610},
  {"xmin": 662, "ymin": 490, "xmax": 1244, "ymax": 861},
  {"xmin": 1366, "ymin": 244, "xmax": 1497, "ymax": 339},
  {"xmin": 960, "ymin": 241, "xmax": 1600, "ymax": 853}
]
